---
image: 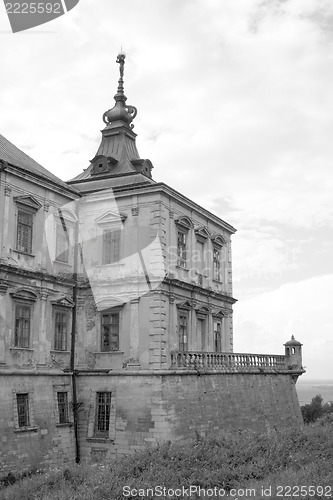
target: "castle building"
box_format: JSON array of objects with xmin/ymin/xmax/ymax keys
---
[{"xmin": 0, "ymin": 53, "xmax": 304, "ymax": 473}]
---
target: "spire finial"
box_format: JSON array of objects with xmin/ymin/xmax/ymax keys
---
[
  {"xmin": 102, "ymin": 52, "xmax": 137, "ymax": 129},
  {"xmin": 116, "ymin": 50, "xmax": 126, "ymax": 92}
]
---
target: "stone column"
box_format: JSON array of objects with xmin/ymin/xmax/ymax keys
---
[
  {"xmin": 37, "ymin": 289, "xmax": 49, "ymax": 365},
  {"xmin": 0, "ymin": 283, "xmax": 8, "ymax": 364},
  {"xmin": 128, "ymin": 298, "xmax": 140, "ymax": 368},
  {"xmin": 1, "ymin": 185, "xmax": 11, "ymax": 260},
  {"xmin": 41, "ymin": 202, "xmax": 50, "ymax": 271}
]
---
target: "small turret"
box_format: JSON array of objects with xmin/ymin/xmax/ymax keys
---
[{"xmin": 284, "ymin": 335, "xmax": 303, "ymax": 372}]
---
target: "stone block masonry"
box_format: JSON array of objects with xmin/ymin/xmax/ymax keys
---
[
  {"xmin": 0, "ymin": 373, "xmax": 75, "ymax": 476},
  {"xmin": 77, "ymin": 370, "xmax": 303, "ymax": 463}
]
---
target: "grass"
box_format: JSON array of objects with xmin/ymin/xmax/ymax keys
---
[{"xmin": 1, "ymin": 415, "xmax": 332, "ymax": 500}]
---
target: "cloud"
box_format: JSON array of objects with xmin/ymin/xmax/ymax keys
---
[{"xmin": 233, "ymin": 273, "xmax": 333, "ymax": 379}]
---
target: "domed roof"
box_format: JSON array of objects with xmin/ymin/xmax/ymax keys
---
[{"xmin": 284, "ymin": 335, "xmax": 302, "ymax": 346}]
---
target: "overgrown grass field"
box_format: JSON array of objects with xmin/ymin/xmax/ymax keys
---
[{"xmin": 1, "ymin": 415, "xmax": 332, "ymax": 500}]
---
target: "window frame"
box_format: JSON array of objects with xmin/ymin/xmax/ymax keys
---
[
  {"xmin": 55, "ymin": 221, "xmax": 70, "ymax": 263},
  {"xmin": 14, "ymin": 303, "xmax": 31, "ymax": 348},
  {"xmin": 213, "ymin": 246, "xmax": 221, "ymax": 282},
  {"xmin": 213, "ymin": 317, "xmax": 223, "ymax": 353},
  {"xmin": 178, "ymin": 310, "xmax": 189, "ymax": 352},
  {"xmin": 177, "ymin": 229, "xmax": 188, "ymax": 269},
  {"xmin": 13, "ymin": 388, "xmax": 37, "ymax": 432},
  {"xmin": 94, "ymin": 391, "xmax": 112, "ymax": 438},
  {"xmin": 16, "ymin": 209, "xmax": 33, "ymax": 254},
  {"xmin": 100, "ymin": 308, "xmax": 120, "ymax": 352},
  {"xmin": 57, "ymin": 391, "xmax": 70, "ymax": 424},
  {"xmin": 54, "ymin": 308, "xmax": 69, "ymax": 351},
  {"xmin": 102, "ymin": 228, "xmax": 121, "ymax": 265}
]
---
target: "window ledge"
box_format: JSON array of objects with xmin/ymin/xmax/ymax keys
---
[
  {"xmin": 87, "ymin": 437, "xmax": 115, "ymax": 443},
  {"xmin": 50, "ymin": 350, "xmax": 71, "ymax": 354},
  {"xmin": 212, "ymin": 279, "xmax": 223, "ymax": 284},
  {"xmin": 13, "ymin": 250, "xmax": 35, "ymax": 258},
  {"xmin": 95, "ymin": 351, "xmax": 124, "ymax": 355},
  {"xmin": 14, "ymin": 426, "xmax": 38, "ymax": 433},
  {"xmin": 176, "ymin": 265, "xmax": 189, "ymax": 272},
  {"xmin": 10, "ymin": 347, "xmax": 33, "ymax": 352},
  {"xmin": 96, "ymin": 263, "xmax": 125, "ymax": 268},
  {"xmin": 56, "ymin": 422, "xmax": 73, "ymax": 428}
]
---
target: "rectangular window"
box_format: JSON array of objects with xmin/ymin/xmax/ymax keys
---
[
  {"xmin": 54, "ymin": 311, "xmax": 68, "ymax": 351},
  {"xmin": 101, "ymin": 312, "xmax": 119, "ymax": 351},
  {"xmin": 178, "ymin": 312, "xmax": 188, "ymax": 351},
  {"xmin": 95, "ymin": 392, "xmax": 111, "ymax": 436},
  {"xmin": 56, "ymin": 222, "xmax": 69, "ymax": 263},
  {"xmin": 214, "ymin": 320, "xmax": 222, "ymax": 352},
  {"xmin": 102, "ymin": 229, "xmax": 120, "ymax": 265},
  {"xmin": 15, "ymin": 304, "xmax": 31, "ymax": 348},
  {"xmin": 213, "ymin": 247, "xmax": 221, "ymax": 281},
  {"xmin": 16, "ymin": 393, "xmax": 30, "ymax": 427},
  {"xmin": 16, "ymin": 210, "xmax": 33, "ymax": 254},
  {"xmin": 197, "ymin": 318, "xmax": 206, "ymax": 351},
  {"xmin": 57, "ymin": 392, "xmax": 69, "ymax": 424},
  {"xmin": 177, "ymin": 231, "xmax": 187, "ymax": 268}
]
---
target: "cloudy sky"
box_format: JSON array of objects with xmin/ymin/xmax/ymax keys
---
[{"xmin": 0, "ymin": 0, "xmax": 332, "ymax": 380}]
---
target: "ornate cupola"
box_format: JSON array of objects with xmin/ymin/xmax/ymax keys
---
[{"xmin": 68, "ymin": 52, "xmax": 154, "ymax": 191}]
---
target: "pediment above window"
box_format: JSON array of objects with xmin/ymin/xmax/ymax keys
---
[
  {"xmin": 175, "ymin": 216, "xmax": 194, "ymax": 230},
  {"xmin": 195, "ymin": 305, "xmax": 210, "ymax": 314},
  {"xmin": 14, "ymin": 195, "xmax": 42, "ymax": 212},
  {"xmin": 50, "ymin": 295, "xmax": 75, "ymax": 308},
  {"xmin": 211, "ymin": 234, "xmax": 227, "ymax": 247},
  {"xmin": 10, "ymin": 288, "xmax": 38, "ymax": 302},
  {"xmin": 212, "ymin": 307, "xmax": 231, "ymax": 317},
  {"xmin": 95, "ymin": 210, "xmax": 127, "ymax": 227},
  {"xmin": 194, "ymin": 226, "xmax": 210, "ymax": 240},
  {"xmin": 176, "ymin": 299, "xmax": 192, "ymax": 310}
]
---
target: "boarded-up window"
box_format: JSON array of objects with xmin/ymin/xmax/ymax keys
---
[
  {"xmin": 56, "ymin": 222, "xmax": 69, "ymax": 263},
  {"xmin": 102, "ymin": 229, "xmax": 120, "ymax": 265}
]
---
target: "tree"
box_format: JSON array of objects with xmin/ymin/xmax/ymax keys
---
[{"xmin": 301, "ymin": 394, "xmax": 333, "ymax": 424}]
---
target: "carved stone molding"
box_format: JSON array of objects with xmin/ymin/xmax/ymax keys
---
[
  {"xmin": 0, "ymin": 282, "xmax": 8, "ymax": 295},
  {"xmin": 4, "ymin": 185, "xmax": 11, "ymax": 197},
  {"xmin": 40, "ymin": 289, "xmax": 49, "ymax": 301},
  {"xmin": 131, "ymin": 205, "xmax": 139, "ymax": 216}
]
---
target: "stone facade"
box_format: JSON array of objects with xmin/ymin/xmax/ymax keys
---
[{"xmin": 0, "ymin": 54, "xmax": 305, "ymax": 476}]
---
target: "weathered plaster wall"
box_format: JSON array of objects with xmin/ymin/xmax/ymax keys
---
[{"xmin": 77, "ymin": 371, "xmax": 303, "ymax": 463}]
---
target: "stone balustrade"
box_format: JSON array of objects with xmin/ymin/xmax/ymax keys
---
[{"xmin": 170, "ymin": 351, "xmax": 287, "ymax": 371}]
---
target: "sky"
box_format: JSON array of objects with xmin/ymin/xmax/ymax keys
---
[{"xmin": 0, "ymin": 0, "xmax": 332, "ymax": 380}]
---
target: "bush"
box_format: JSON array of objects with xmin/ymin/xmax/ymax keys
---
[{"xmin": 301, "ymin": 394, "xmax": 333, "ymax": 424}]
